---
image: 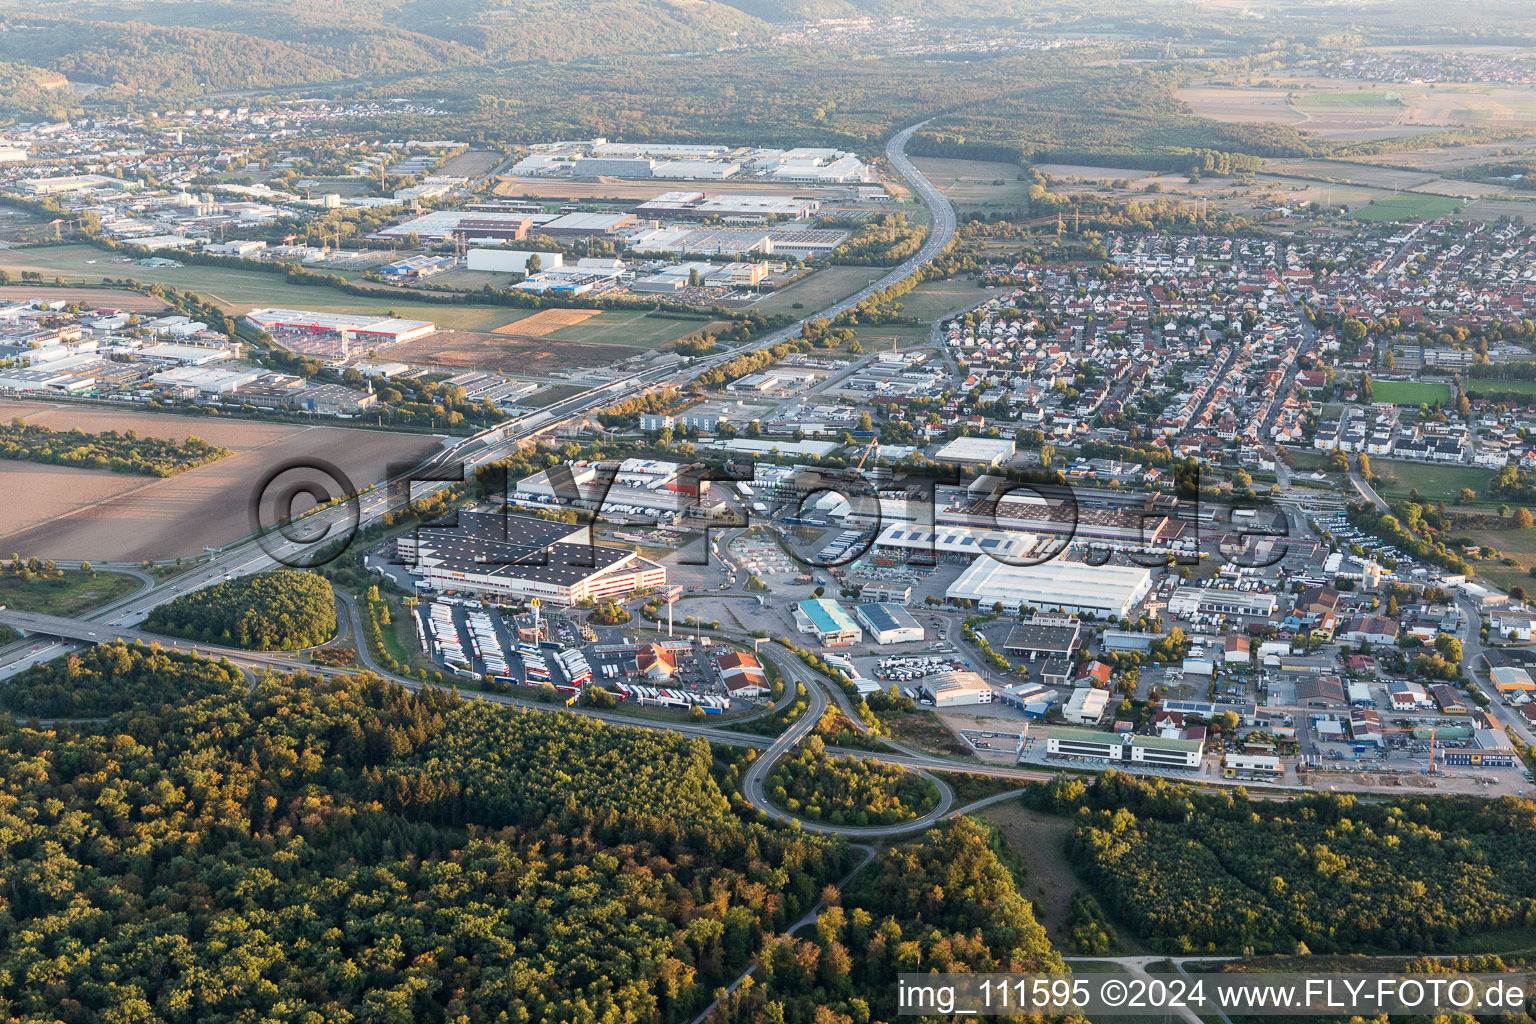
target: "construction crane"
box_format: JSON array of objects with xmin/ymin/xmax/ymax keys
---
[{"xmin": 852, "ymin": 436, "xmax": 879, "ymax": 472}]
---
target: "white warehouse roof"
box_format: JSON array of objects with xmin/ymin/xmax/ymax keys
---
[{"xmin": 946, "ymin": 557, "xmax": 1155, "ymax": 619}]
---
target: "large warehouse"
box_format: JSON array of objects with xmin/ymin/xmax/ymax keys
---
[
  {"xmin": 400, "ymin": 512, "xmax": 666, "ymax": 605},
  {"xmin": 853, "ymin": 602, "xmax": 924, "ymax": 645},
  {"xmin": 946, "ymin": 558, "xmax": 1155, "ymax": 620},
  {"xmin": 244, "ymin": 308, "xmax": 437, "ymax": 345},
  {"xmin": 794, "ymin": 598, "xmax": 862, "ymax": 646}
]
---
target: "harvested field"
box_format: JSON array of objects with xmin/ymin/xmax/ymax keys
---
[
  {"xmin": 1032, "ymin": 163, "xmax": 1152, "ymax": 180},
  {"xmin": 390, "ymin": 329, "xmax": 634, "ymax": 372},
  {"xmin": 0, "ymin": 405, "xmax": 442, "ymax": 562},
  {"xmin": 437, "ymin": 150, "xmax": 502, "ymax": 177},
  {"xmin": 497, "ymin": 307, "xmax": 601, "ymax": 337},
  {"xmin": 1175, "ymin": 86, "xmax": 1307, "ymax": 124},
  {"xmin": 0, "ymin": 286, "xmax": 170, "ymax": 311}
]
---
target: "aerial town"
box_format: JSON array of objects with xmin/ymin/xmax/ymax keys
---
[{"xmin": 7, "ymin": 2, "xmax": 1536, "ymax": 1018}]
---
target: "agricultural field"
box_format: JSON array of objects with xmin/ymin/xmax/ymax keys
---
[
  {"xmin": 437, "ymin": 149, "xmax": 503, "ymax": 177},
  {"xmin": 0, "ymin": 285, "xmax": 171, "ymax": 311},
  {"xmin": 1032, "ymin": 163, "xmax": 1153, "ymax": 181},
  {"xmin": 1173, "ymin": 85, "xmax": 1306, "ymax": 125},
  {"xmin": 753, "ymin": 265, "xmax": 875, "ymax": 313},
  {"xmin": 388, "ymin": 329, "xmax": 636, "ymax": 373},
  {"xmin": 1353, "ymin": 193, "xmax": 1464, "ymax": 221},
  {"xmin": 1460, "ymin": 524, "xmax": 1536, "ymax": 595},
  {"xmin": 1370, "ymin": 379, "xmax": 1453, "ymax": 405},
  {"xmin": 0, "ymin": 402, "xmax": 442, "ymax": 562},
  {"xmin": 910, "ymin": 157, "xmax": 1032, "ymax": 212},
  {"xmin": 546, "ymin": 310, "xmax": 722, "ymax": 348}
]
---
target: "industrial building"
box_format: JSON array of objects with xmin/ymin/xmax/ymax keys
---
[
  {"xmin": 919, "ymin": 671, "xmax": 993, "ymax": 708},
  {"xmin": 1222, "ymin": 753, "xmax": 1283, "ymax": 778},
  {"xmin": 1045, "ymin": 727, "xmax": 1203, "ymax": 769},
  {"xmin": 946, "ymin": 558, "xmax": 1155, "ymax": 620},
  {"xmin": 933, "ymin": 436, "xmax": 1015, "ymax": 467},
  {"xmin": 1062, "ymin": 687, "xmax": 1111, "ymax": 724},
  {"xmin": 399, "ymin": 512, "xmax": 666, "ymax": 606},
  {"xmin": 540, "ymin": 212, "xmax": 640, "ymax": 238},
  {"xmin": 1167, "ymin": 585, "xmax": 1279, "ymax": 619},
  {"xmin": 1002, "ymin": 615, "xmax": 1082, "ymax": 660},
  {"xmin": 243, "ymin": 308, "xmax": 436, "ymax": 346},
  {"xmin": 794, "ymin": 598, "xmax": 862, "ymax": 646},
  {"xmin": 467, "ymin": 249, "xmax": 564, "ymax": 274},
  {"xmin": 853, "ymin": 603, "xmax": 924, "ymax": 645}
]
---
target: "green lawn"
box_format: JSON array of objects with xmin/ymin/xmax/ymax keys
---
[
  {"xmin": 0, "ymin": 569, "xmax": 139, "ymax": 617},
  {"xmin": 754, "ymin": 266, "xmax": 878, "ymax": 313},
  {"xmin": 1371, "ymin": 379, "xmax": 1453, "ymax": 405},
  {"xmin": 1371, "ymin": 458, "xmax": 1494, "ymax": 502},
  {"xmin": 1466, "ymin": 377, "xmax": 1536, "ymax": 397},
  {"xmin": 1353, "ymin": 194, "xmax": 1462, "ymax": 222},
  {"xmin": 899, "ymin": 278, "xmax": 997, "ymax": 323}
]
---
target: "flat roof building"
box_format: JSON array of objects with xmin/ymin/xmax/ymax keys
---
[
  {"xmin": 934, "ymin": 436, "xmax": 1015, "ymax": 468},
  {"xmin": 854, "ymin": 602, "xmax": 924, "ymax": 645},
  {"xmin": 1063, "ymin": 687, "xmax": 1111, "ymax": 725},
  {"xmin": 947, "ymin": 558, "xmax": 1154, "ymax": 620},
  {"xmin": 919, "ymin": 670, "xmax": 993, "ymax": 708},
  {"xmin": 795, "ymin": 598, "xmax": 862, "ymax": 646}
]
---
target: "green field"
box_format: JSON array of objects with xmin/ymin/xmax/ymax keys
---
[
  {"xmin": 546, "ymin": 310, "xmax": 715, "ymax": 348},
  {"xmin": 1466, "ymin": 377, "xmax": 1536, "ymax": 396},
  {"xmin": 1294, "ymin": 90, "xmax": 1404, "ymax": 110},
  {"xmin": 753, "ymin": 265, "xmax": 877, "ymax": 313},
  {"xmin": 1371, "ymin": 459, "xmax": 1493, "ymax": 503},
  {"xmin": 0, "ymin": 569, "xmax": 139, "ymax": 617},
  {"xmin": 1371, "ymin": 379, "xmax": 1453, "ymax": 405},
  {"xmin": 1353, "ymin": 193, "xmax": 1462, "ymax": 222},
  {"xmin": 899, "ymin": 278, "xmax": 997, "ymax": 323}
]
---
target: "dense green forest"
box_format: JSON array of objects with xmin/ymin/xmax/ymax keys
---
[
  {"xmin": 0, "ymin": 651, "xmax": 856, "ymax": 1023},
  {"xmin": 708, "ymin": 817, "xmax": 1074, "ymax": 1024},
  {"xmin": 0, "ymin": 641, "xmax": 247, "ymax": 717},
  {"xmin": 143, "ymin": 569, "xmax": 337, "ymax": 650},
  {"xmin": 765, "ymin": 738, "xmax": 940, "ymax": 827},
  {"xmin": 1039, "ymin": 771, "xmax": 1536, "ymax": 955},
  {"xmin": 0, "ymin": 420, "xmax": 230, "ymax": 477}
]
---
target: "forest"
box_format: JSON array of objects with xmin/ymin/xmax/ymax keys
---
[
  {"xmin": 0, "ymin": 650, "xmax": 858, "ymax": 1023},
  {"xmin": 0, "ymin": 419, "xmax": 230, "ymax": 477},
  {"xmin": 707, "ymin": 817, "xmax": 1073, "ymax": 1024},
  {"xmin": 764, "ymin": 736, "xmax": 940, "ymax": 827},
  {"xmin": 142, "ymin": 568, "xmax": 338, "ymax": 650},
  {"xmin": 1037, "ymin": 771, "xmax": 1536, "ymax": 955}
]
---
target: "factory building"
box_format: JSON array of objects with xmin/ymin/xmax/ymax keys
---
[
  {"xmin": 1167, "ymin": 586, "xmax": 1279, "ymax": 619},
  {"xmin": 794, "ymin": 598, "xmax": 862, "ymax": 646},
  {"xmin": 399, "ymin": 512, "xmax": 666, "ymax": 606},
  {"xmin": 853, "ymin": 602, "xmax": 924, "ymax": 645},
  {"xmin": 946, "ymin": 558, "xmax": 1154, "ymax": 620},
  {"xmin": 919, "ymin": 671, "xmax": 993, "ymax": 708},
  {"xmin": 933, "ymin": 436, "xmax": 1015, "ymax": 468},
  {"xmin": 243, "ymin": 308, "xmax": 437, "ymax": 346},
  {"xmin": 467, "ymin": 249, "xmax": 564, "ymax": 274},
  {"xmin": 1002, "ymin": 615, "xmax": 1082, "ymax": 660}
]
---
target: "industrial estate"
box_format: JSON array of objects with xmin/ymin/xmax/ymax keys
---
[{"xmin": 6, "ymin": 0, "xmax": 1536, "ymax": 1020}]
